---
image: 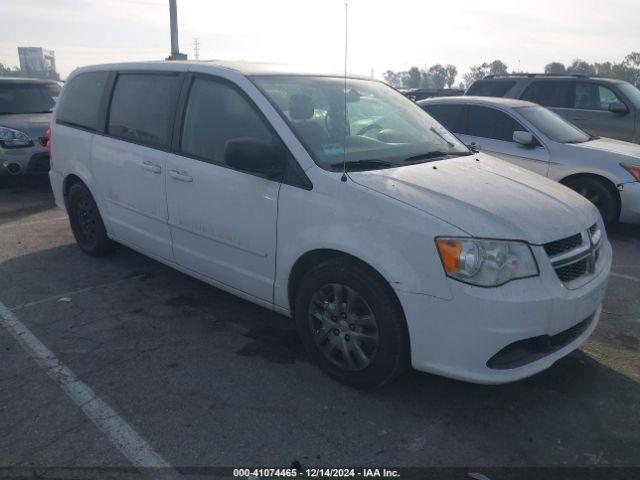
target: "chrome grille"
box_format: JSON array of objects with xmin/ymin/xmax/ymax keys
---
[{"xmin": 544, "ymin": 223, "xmax": 601, "ymax": 287}]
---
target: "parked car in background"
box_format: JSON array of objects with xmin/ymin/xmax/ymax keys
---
[
  {"xmin": 465, "ymin": 74, "xmax": 640, "ymax": 144},
  {"xmin": 0, "ymin": 78, "xmax": 61, "ymax": 180},
  {"xmin": 51, "ymin": 61, "xmax": 610, "ymax": 388},
  {"xmin": 421, "ymin": 96, "xmax": 640, "ymax": 225}
]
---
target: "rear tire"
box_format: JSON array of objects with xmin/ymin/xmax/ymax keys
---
[
  {"xmin": 564, "ymin": 176, "xmax": 618, "ymax": 226},
  {"xmin": 294, "ymin": 258, "xmax": 409, "ymax": 389},
  {"xmin": 67, "ymin": 182, "xmax": 115, "ymax": 257}
]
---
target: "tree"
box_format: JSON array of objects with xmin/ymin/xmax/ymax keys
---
[
  {"xmin": 488, "ymin": 60, "xmax": 508, "ymax": 76},
  {"xmin": 426, "ymin": 64, "xmax": 447, "ymax": 89},
  {"xmin": 444, "ymin": 64, "xmax": 458, "ymax": 88},
  {"xmin": 594, "ymin": 62, "xmax": 613, "ymax": 77},
  {"xmin": 405, "ymin": 66, "xmax": 422, "ymax": 89},
  {"xmin": 567, "ymin": 59, "xmax": 596, "ymax": 76},
  {"xmin": 383, "ymin": 70, "xmax": 402, "ymax": 89},
  {"xmin": 544, "ymin": 62, "xmax": 566, "ymax": 74},
  {"xmin": 621, "ymin": 52, "xmax": 640, "ymax": 87},
  {"xmin": 462, "ymin": 60, "xmax": 508, "ymax": 89}
]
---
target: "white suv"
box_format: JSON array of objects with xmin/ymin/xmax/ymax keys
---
[{"xmin": 50, "ymin": 61, "xmax": 611, "ymax": 388}]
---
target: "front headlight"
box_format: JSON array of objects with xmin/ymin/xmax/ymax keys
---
[
  {"xmin": 0, "ymin": 126, "xmax": 33, "ymax": 148},
  {"xmin": 436, "ymin": 237, "xmax": 539, "ymax": 287}
]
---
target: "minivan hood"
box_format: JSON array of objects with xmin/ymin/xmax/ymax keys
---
[
  {"xmin": 0, "ymin": 113, "xmax": 52, "ymax": 142},
  {"xmin": 349, "ymin": 153, "xmax": 598, "ymax": 245},
  {"xmin": 572, "ymin": 136, "xmax": 640, "ymax": 159}
]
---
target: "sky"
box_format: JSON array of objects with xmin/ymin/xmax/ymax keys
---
[{"xmin": 1, "ymin": 0, "xmax": 638, "ymax": 82}]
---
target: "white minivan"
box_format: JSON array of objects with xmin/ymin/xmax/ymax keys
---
[{"xmin": 50, "ymin": 61, "xmax": 611, "ymax": 388}]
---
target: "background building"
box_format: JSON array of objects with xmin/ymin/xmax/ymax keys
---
[{"xmin": 17, "ymin": 47, "xmax": 59, "ymax": 80}]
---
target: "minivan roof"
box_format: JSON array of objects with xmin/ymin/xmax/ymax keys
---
[
  {"xmin": 70, "ymin": 60, "xmax": 370, "ymax": 79},
  {"xmin": 419, "ymin": 95, "xmax": 539, "ymax": 109}
]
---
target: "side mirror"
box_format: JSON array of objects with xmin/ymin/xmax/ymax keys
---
[
  {"xmin": 224, "ymin": 137, "xmax": 285, "ymax": 177},
  {"xmin": 513, "ymin": 131, "xmax": 536, "ymax": 146},
  {"xmin": 609, "ymin": 101, "xmax": 629, "ymax": 114}
]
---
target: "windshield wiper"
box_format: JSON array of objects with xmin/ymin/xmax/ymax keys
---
[
  {"xmin": 403, "ymin": 151, "xmax": 472, "ymax": 164},
  {"xmin": 330, "ymin": 159, "xmax": 396, "ymax": 171}
]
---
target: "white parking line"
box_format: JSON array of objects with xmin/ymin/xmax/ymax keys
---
[
  {"xmin": 0, "ymin": 216, "xmax": 68, "ymax": 228},
  {"xmin": 611, "ymin": 272, "xmax": 640, "ymax": 283},
  {"xmin": 0, "ymin": 301, "xmax": 182, "ymax": 479}
]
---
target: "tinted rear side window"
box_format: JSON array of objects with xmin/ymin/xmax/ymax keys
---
[
  {"xmin": 466, "ymin": 81, "xmax": 515, "ymax": 97},
  {"xmin": 521, "ymin": 81, "xmax": 572, "ymax": 108},
  {"xmin": 108, "ymin": 73, "xmax": 179, "ymax": 148},
  {"xmin": 423, "ymin": 104, "xmax": 466, "ymax": 133},
  {"xmin": 467, "ymin": 105, "xmax": 526, "ymax": 142},
  {"xmin": 56, "ymin": 72, "xmax": 108, "ymax": 130}
]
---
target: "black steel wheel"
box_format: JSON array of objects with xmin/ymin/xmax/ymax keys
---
[{"xmin": 67, "ymin": 182, "xmax": 115, "ymax": 257}]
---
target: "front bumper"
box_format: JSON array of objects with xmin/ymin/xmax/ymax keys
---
[
  {"xmin": 619, "ymin": 181, "xmax": 640, "ymax": 224},
  {"xmin": 397, "ymin": 239, "xmax": 612, "ymax": 384},
  {"xmin": 0, "ymin": 143, "xmax": 50, "ymax": 176}
]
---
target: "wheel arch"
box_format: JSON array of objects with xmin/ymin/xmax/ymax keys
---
[
  {"xmin": 559, "ymin": 172, "xmax": 621, "ymax": 220},
  {"xmin": 287, "ymin": 248, "xmax": 406, "ymax": 321},
  {"xmin": 62, "ymin": 173, "xmax": 85, "ymax": 208}
]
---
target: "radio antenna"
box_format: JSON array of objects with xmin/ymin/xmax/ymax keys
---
[{"xmin": 341, "ymin": 1, "xmax": 349, "ymax": 182}]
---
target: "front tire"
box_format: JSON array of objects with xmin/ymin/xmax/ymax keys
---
[
  {"xmin": 294, "ymin": 258, "xmax": 409, "ymax": 389},
  {"xmin": 67, "ymin": 182, "xmax": 115, "ymax": 257},
  {"xmin": 564, "ymin": 176, "xmax": 618, "ymax": 225}
]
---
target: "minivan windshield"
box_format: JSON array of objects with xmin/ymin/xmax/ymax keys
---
[
  {"xmin": 252, "ymin": 76, "xmax": 471, "ymax": 171},
  {"xmin": 515, "ymin": 105, "xmax": 592, "ymax": 144},
  {"xmin": 0, "ymin": 82, "xmax": 61, "ymax": 115},
  {"xmin": 618, "ymin": 83, "xmax": 640, "ymax": 109}
]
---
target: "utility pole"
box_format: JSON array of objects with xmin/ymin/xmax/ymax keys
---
[
  {"xmin": 193, "ymin": 38, "xmax": 200, "ymax": 60},
  {"xmin": 166, "ymin": 0, "xmax": 187, "ymax": 60}
]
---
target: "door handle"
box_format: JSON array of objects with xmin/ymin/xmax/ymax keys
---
[
  {"xmin": 169, "ymin": 169, "xmax": 193, "ymax": 182},
  {"xmin": 141, "ymin": 161, "xmax": 162, "ymax": 174}
]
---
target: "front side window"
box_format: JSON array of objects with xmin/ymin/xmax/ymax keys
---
[
  {"xmin": 180, "ymin": 77, "xmax": 278, "ymax": 164},
  {"xmin": 56, "ymin": 72, "xmax": 106, "ymax": 130},
  {"xmin": 516, "ymin": 105, "xmax": 591, "ymax": 144},
  {"xmin": 521, "ymin": 81, "xmax": 572, "ymax": 108},
  {"xmin": 252, "ymin": 76, "xmax": 470, "ymax": 171},
  {"xmin": 0, "ymin": 81, "xmax": 60, "ymax": 115},
  {"xmin": 466, "ymin": 105, "xmax": 526, "ymax": 142},
  {"xmin": 108, "ymin": 73, "xmax": 179, "ymax": 148},
  {"xmin": 422, "ymin": 104, "xmax": 466, "ymax": 133},
  {"xmin": 574, "ymin": 83, "xmax": 622, "ymax": 110}
]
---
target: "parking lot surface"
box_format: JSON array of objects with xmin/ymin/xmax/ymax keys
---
[{"xmin": 1, "ymin": 177, "xmax": 639, "ymax": 471}]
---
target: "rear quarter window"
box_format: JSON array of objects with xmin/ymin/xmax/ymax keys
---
[
  {"xmin": 107, "ymin": 73, "xmax": 179, "ymax": 148},
  {"xmin": 56, "ymin": 72, "xmax": 109, "ymax": 130},
  {"xmin": 521, "ymin": 81, "xmax": 572, "ymax": 108},
  {"xmin": 466, "ymin": 81, "xmax": 516, "ymax": 97}
]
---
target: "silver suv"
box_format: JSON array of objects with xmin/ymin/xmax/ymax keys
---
[
  {"xmin": 466, "ymin": 74, "xmax": 640, "ymax": 143},
  {"xmin": 0, "ymin": 78, "xmax": 61, "ymax": 179}
]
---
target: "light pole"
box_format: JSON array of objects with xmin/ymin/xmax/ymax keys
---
[{"xmin": 167, "ymin": 0, "xmax": 187, "ymax": 60}]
